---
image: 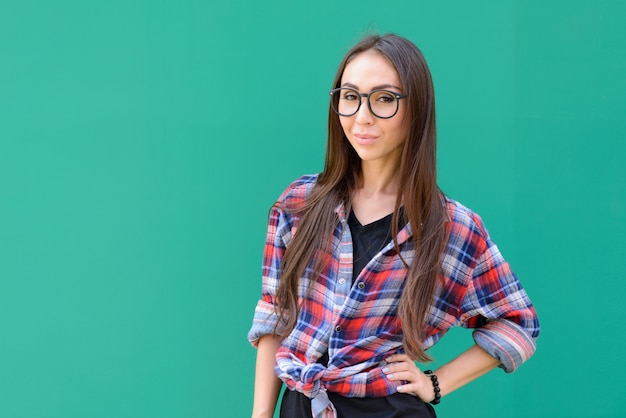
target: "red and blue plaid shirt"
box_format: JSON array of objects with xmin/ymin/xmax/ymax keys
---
[{"xmin": 248, "ymin": 175, "xmax": 539, "ymax": 416}]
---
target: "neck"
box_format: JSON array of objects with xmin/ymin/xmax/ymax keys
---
[
  {"xmin": 358, "ymin": 159, "xmax": 401, "ymax": 195},
  {"xmin": 350, "ymin": 161, "xmax": 401, "ymax": 224}
]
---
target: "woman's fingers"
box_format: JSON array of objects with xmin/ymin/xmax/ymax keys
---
[
  {"xmin": 383, "ymin": 370, "xmax": 415, "ymax": 381},
  {"xmin": 383, "ymin": 354, "xmax": 420, "ymax": 374},
  {"xmin": 385, "ymin": 353, "xmax": 411, "ymax": 363},
  {"xmin": 382, "ymin": 356, "xmax": 420, "ymax": 381},
  {"xmin": 381, "ymin": 355, "xmax": 434, "ymax": 401}
]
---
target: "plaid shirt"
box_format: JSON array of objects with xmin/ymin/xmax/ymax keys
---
[{"xmin": 248, "ymin": 175, "xmax": 539, "ymax": 417}]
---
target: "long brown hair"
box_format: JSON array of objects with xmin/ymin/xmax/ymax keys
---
[{"xmin": 274, "ymin": 34, "xmax": 448, "ymax": 362}]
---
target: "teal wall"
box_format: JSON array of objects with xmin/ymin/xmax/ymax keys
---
[{"xmin": 1, "ymin": 1, "xmax": 625, "ymax": 417}]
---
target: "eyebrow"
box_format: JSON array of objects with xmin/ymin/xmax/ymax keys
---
[{"xmin": 341, "ymin": 82, "xmax": 403, "ymax": 91}]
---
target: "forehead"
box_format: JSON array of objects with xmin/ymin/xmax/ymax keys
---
[{"xmin": 340, "ymin": 50, "xmax": 401, "ymax": 89}]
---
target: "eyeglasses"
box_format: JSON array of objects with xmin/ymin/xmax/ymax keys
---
[{"xmin": 329, "ymin": 87, "xmax": 407, "ymax": 119}]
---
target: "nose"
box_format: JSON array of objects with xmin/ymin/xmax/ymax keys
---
[{"xmin": 354, "ymin": 97, "xmax": 374, "ymax": 125}]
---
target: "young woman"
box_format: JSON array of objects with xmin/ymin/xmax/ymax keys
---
[{"xmin": 248, "ymin": 34, "xmax": 539, "ymax": 418}]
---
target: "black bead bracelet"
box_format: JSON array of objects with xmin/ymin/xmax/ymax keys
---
[{"xmin": 423, "ymin": 370, "xmax": 441, "ymax": 405}]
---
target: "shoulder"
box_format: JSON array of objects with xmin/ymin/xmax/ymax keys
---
[
  {"xmin": 277, "ymin": 174, "xmax": 320, "ymax": 206},
  {"xmin": 438, "ymin": 195, "xmax": 499, "ymax": 278},
  {"xmin": 443, "ymin": 195, "xmax": 490, "ymax": 244},
  {"xmin": 266, "ymin": 174, "xmax": 320, "ymax": 240}
]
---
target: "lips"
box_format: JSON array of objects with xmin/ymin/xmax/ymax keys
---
[{"xmin": 353, "ymin": 133, "xmax": 378, "ymax": 145}]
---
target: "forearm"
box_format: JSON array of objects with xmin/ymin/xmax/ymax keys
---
[
  {"xmin": 386, "ymin": 343, "xmax": 500, "ymax": 402},
  {"xmin": 434, "ymin": 343, "xmax": 500, "ymax": 398},
  {"xmin": 252, "ymin": 334, "xmax": 283, "ymax": 418}
]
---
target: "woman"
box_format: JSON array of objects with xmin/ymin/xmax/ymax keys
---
[{"xmin": 248, "ymin": 33, "xmax": 539, "ymax": 418}]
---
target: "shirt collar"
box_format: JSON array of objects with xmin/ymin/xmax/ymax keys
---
[{"xmin": 334, "ymin": 201, "xmax": 414, "ymax": 246}]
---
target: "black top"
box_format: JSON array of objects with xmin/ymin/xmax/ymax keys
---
[
  {"xmin": 279, "ymin": 210, "xmax": 436, "ymax": 418},
  {"xmin": 348, "ymin": 209, "xmax": 395, "ymax": 283}
]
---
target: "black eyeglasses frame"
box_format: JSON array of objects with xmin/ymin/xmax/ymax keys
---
[{"xmin": 329, "ymin": 88, "xmax": 407, "ymax": 119}]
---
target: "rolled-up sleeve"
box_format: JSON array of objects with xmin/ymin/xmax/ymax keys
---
[
  {"xmin": 461, "ymin": 232, "xmax": 540, "ymax": 373},
  {"xmin": 247, "ymin": 204, "xmax": 291, "ymax": 347}
]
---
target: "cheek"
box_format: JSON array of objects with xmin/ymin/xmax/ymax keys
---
[
  {"xmin": 339, "ymin": 117, "xmax": 352, "ymax": 135},
  {"xmin": 393, "ymin": 114, "xmax": 410, "ymax": 139},
  {"xmin": 384, "ymin": 123, "xmax": 409, "ymax": 147}
]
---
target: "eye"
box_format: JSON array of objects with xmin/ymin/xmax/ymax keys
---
[
  {"xmin": 374, "ymin": 92, "xmax": 397, "ymax": 104},
  {"xmin": 342, "ymin": 90, "xmax": 359, "ymax": 101}
]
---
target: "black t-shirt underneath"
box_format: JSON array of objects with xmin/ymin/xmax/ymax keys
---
[
  {"xmin": 279, "ymin": 210, "xmax": 436, "ymax": 418},
  {"xmin": 349, "ymin": 209, "xmax": 395, "ymax": 284}
]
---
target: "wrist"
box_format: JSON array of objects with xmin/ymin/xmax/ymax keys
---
[
  {"xmin": 251, "ymin": 403, "xmax": 276, "ymax": 418},
  {"xmin": 423, "ymin": 370, "xmax": 441, "ymax": 405},
  {"xmin": 252, "ymin": 411, "xmax": 273, "ymax": 418}
]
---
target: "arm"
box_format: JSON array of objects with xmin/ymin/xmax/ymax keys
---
[
  {"xmin": 250, "ymin": 205, "xmax": 289, "ymax": 418},
  {"xmin": 382, "ymin": 210, "xmax": 539, "ymax": 400},
  {"xmin": 252, "ymin": 334, "xmax": 283, "ymax": 418},
  {"xmin": 249, "ymin": 192, "xmax": 297, "ymax": 417},
  {"xmin": 431, "ymin": 343, "xmax": 499, "ymax": 396},
  {"xmin": 383, "ymin": 343, "xmax": 500, "ymax": 402}
]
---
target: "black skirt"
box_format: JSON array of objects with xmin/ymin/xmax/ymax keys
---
[{"xmin": 280, "ymin": 388, "xmax": 437, "ymax": 418}]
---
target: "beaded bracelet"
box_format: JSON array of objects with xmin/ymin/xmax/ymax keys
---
[{"xmin": 423, "ymin": 370, "xmax": 441, "ymax": 405}]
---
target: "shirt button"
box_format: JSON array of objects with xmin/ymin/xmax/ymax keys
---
[
  {"xmin": 357, "ymin": 282, "xmax": 365, "ymax": 289},
  {"xmin": 338, "ymin": 278, "xmax": 345, "ymax": 285},
  {"xmin": 335, "ymin": 326, "xmax": 342, "ymax": 332}
]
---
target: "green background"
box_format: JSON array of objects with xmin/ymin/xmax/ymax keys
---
[{"xmin": 1, "ymin": 1, "xmax": 624, "ymax": 417}]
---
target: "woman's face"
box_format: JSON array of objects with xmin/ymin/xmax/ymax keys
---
[{"xmin": 339, "ymin": 50, "xmax": 409, "ymax": 167}]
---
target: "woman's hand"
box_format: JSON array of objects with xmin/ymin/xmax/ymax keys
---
[{"xmin": 382, "ymin": 354, "xmax": 435, "ymax": 402}]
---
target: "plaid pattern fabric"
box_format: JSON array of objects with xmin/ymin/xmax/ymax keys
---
[{"xmin": 248, "ymin": 175, "xmax": 539, "ymax": 417}]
